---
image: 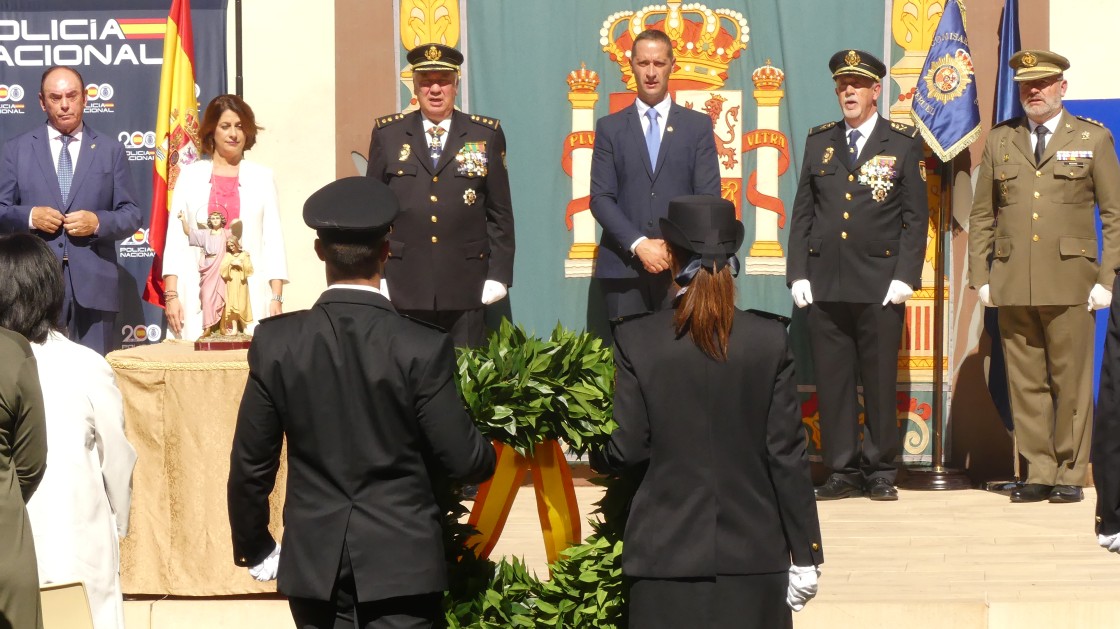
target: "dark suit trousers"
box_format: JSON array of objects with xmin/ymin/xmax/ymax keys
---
[
  {"xmin": 398, "ymin": 308, "xmax": 485, "ymax": 348},
  {"xmin": 600, "ymin": 274, "xmax": 674, "ymax": 322},
  {"xmin": 60, "ymin": 261, "xmax": 116, "ymax": 355},
  {"xmin": 998, "ymin": 304, "xmax": 1094, "ymax": 486},
  {"xmin": 288, "ymin": 543, "xmax": 441, "ymax": 629},
  {"xmin": 628, "ymin": 573, "xmax": 791, "ymax": 629},
  {"xmin": 808, "ymin": 301, "xmax": 904, "ymax": 484}
]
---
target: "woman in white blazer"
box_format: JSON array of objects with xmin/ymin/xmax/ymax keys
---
[
  {"xmin": 163, "ymin": 95, "xmax": 288, "ymax": 340},
  {"xmin": 0, "ymin": 233, "xmax": 137, "ymax": 629}
]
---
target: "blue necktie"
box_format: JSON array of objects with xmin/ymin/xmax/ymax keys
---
[
  {"xmin": 58, "ymin": 134, "xmax": 74, "ymax": 204},
  {"xmin": 645, "ymin": 108, "xmax": 661, "ymax": 169},
  {"xmin": 846, "ymin": 129, "xmax": 860, "ymax": 167}
]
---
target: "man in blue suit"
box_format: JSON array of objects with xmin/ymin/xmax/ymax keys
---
[
  {"xmin": 0, "ymin": 66, "xmax": 141, "ymax": 355},
  {"xmin": 590, "ymin": 29, "xmax": 721, "ymax": 323}
]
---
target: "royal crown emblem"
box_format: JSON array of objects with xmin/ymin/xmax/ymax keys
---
[
  {"xmin": 601, "ymin": 1, "xmax": 749, "ymax": 91},
  {"xmin": 751, "ymin": 59, "xmax": 785, "ymax": 90},
  {"xmin": 845, "ymin": 50, "xmax": 860, "ymax": 66},
  {"xmin": 567, "ymin": 62, "xmax": 601, "ymax": 93},
  {"xmin": 425, "ymin": 45, "xmax": 441, "ymax": 61}
]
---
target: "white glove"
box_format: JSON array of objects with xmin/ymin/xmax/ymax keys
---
[
  {"xmin": 791, "ymin": 279, "xmax": 813, "ymax": 309},
  {"xmin": 786, "ymin": 564, "xmax": 820, "ymax": 611},
  {"xmin": 1100, "ymin": 532, "xmax": 1120, "ymax": 553},
  {"xmin": 1088, "ymin": 283, "xmax": 1113, "ymax": 311},
  {"xmin": 882, "ymin": 280, "xmax": 914, "ymax": 306},
  {"xmin": 379, "ymin": 278, "xmax": 390, "ymax": 301},
  {"xmin": 248, "ymin": 543, "xmax": 280, "ymax": 582},
  {"xmin": 481, "ymin": 280, "xmax": 507, "ymax": 305},
  {"xmin": 978, "ymin": 284, "xmax": 993, "ymax": 308}
]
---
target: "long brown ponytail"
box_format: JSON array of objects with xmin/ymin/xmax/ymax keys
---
[{"xmin": 670, "ymin": 244, "xmax": 736, "ymax": 361}]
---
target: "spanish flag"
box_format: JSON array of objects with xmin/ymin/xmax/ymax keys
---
[{"xmin": 143, "ymin": 0, "xmax": 201, "ymax": 307}]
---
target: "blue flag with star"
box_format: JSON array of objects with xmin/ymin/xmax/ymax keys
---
[{"xmin": 910, "ymin": 0, "xmax": 981, "ymax": 161}]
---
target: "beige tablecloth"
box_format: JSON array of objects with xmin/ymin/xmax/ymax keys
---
[{"xmin": 108, "ymin": 341, "xmax": 286, "ymax": 595}]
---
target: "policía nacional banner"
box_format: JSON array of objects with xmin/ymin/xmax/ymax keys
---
[{"xmin": 0, "ymin": 0, "xmax": 227, "ymax": 348}]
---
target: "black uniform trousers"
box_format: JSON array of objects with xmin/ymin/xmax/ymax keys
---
[
  {"xmin": 808, "ymin": 300, "xmax": 904, "ymax": 485},
  {"xmin": 628, "ymin": 573, "xmax": 791, "ymax": 629},
  {"xmin": 288, "ymin": 543, "xmax": 441, "ymax": 629}
]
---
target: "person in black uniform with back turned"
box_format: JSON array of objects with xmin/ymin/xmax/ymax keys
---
[
  {"xmin": 226, "ymin": 177, "xmax": 496, "ymax": 629},
  {"xmin": 366, "ymin": 43, "xmax": 515, "ymax": 348},
  {"xmin": 786, "ymin": 50, "xmax": 929, "ymax": 501},
  {"xmin": 593, "ymin": 196, "xmax": 823, "ymax": 629}
]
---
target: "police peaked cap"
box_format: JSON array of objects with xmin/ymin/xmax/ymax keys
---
[
  {"xmin": 303, "ymin": 177, "xmax": 400, "ymax": 241},
  {"xmin": 829, "ymin": 49, "xmax": 886, "ymax": 81},
  {"xmin": 408, "ymin": 43, "xmax": 464, "ymax": 73}
]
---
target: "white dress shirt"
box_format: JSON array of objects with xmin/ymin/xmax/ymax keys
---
[
  {"xmin": 1028, "ymin": 110, "xmax": 1062, "ymax": 152},
  {"xmin": 843, "ymin": 115, "xmax": 878, "ymax": 162}
]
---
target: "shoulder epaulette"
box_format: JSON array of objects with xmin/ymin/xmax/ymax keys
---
[
  {"xmin": 399, "ymin": 312, "xmax": 447, "ymax": 333},
  {"xmin": 375, "ymin": 113, "xmax": 407, "ymax": 129},
  {"xmin": 889, "ymin": 121, "xmax": 919, "ymax": 138},
  {"xmin": 746, "ymin": 309, "xmax": 792, "ymax": 327},
  {"xmin": 808, "ymin": 121, "xmax": 837, "ymax": 135},
  {"xmin": 1077, "ymin": 115, "xmax": 1106, "ymax": 128},
  {"xmin": 468, "ymin": 114, "xmax": 500, "ymax": 130}
]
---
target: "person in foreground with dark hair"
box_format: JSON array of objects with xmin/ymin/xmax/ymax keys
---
[
  {"xmin": 591, "ymin": 196, "xmax": 823, "ymax": 629},
  {"xmin": 0, "ymin": 233, "xmax": 136, "ymax": 629},
  {"xmin": 227, "ymin": 177, "xmax": 496, "ymax": 629}
]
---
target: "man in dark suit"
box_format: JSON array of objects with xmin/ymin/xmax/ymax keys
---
[
  {"xmin": 367, "ymin": 43, "xmax": 514, "ymax": 348},
  {"xmin": 227, "ymin": 177, "xmax": 496, "ymax": 629},
  {"xmin": 0, "ymin": 65, "xmax": 142, "ymax": 355},
  {"xmin": 589, "ymin": 28, "xmax": 721, "ymax": 323},
  {"xmin": 786, "ymin": 50, "xmax": 928, "ymax": 501}
]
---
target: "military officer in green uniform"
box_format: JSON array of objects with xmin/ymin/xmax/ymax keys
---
[
  {"xmin": 787, "ymin": 50, "xmax": 929, "ymax": 502},
  {"xmin": 366, "ymin": 43, "xmax": 515, "ymax": 347},
  {"xmin": 969, "ymin": 50, "xmax": 1120, "ymax": 504}
]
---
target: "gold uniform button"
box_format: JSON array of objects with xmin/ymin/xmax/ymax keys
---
[
  {"xmin": 1032, "ymin": 234, "xmax": 1039, "ymax": 242},
  {"xmin": 1082, "ymin": 249, "xmax": 1088, "ymax": 254},
  {"xmin": 843, "ymin": 212, "xmax": 850, "ymax": 219},
  {"xmin": 433, "ymin": 176, "xmax": 439, "ymax": 182},
  {"xmin": 845, "ymin": 192, "xmax": 852, "ymax": 201},
  {"xmin": 841, "ymin": 231, "xmax": 848, "ymax": 239},
  {"xmin": 430, "ymin": 195, "xmax": 438, "ymax": 202},
  {"xmin": 431, "ymin": 236, "xmax": 438, "ymax": 243},
  {"xmin": 885, "ymin": 250, "xmax": 891, "ymax": 256},
  {"xmin": 1032, "ymin": 213, "xmax": 1039, "ymax": 220},
  {"xmin": 431, "ymin": 215, "xmax": 438, "ymax": 223},
  {"xmin": 848, "ymin": 174, "xmax": 854, "ymax": 182},
  {"xmin": 396, "ymin": 169, "xmax": 404, "ymax": 175},
  {"xmin": 811, "ymin": 543, "xmax": 820, "ymax": 551},
  {"xmin": 1033, "ymin": 191, "xmax": 1040, "ymax": 199},
  {"xmin": 1035, "ymin": 170, "xmax": 1042, "ymax": 177}
]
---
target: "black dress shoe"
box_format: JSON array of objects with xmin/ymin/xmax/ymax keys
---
[
  {"xmin": 814, "ymin": 476, "xmax": 862, "ymax": 501},
  {"xmin": 1010, "ymin": 483, "xmax": 1054, "ymax": 503},
  {"xmin": 1048, "ymin": 485, "xmax": 1084, "ymax": 503},
  {"xmin": 866, "ymin": 478, "xmax": 898, "ymax": 501}
]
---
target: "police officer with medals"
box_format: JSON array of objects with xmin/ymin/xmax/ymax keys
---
[
  {"xmin": 971, "ymin": 50, "xmax": 1120, "ymax": 504},
  {"xmin": 366, "ymin": 43, "xmax": 515, "ymax": 348},
  {"xmin": 787, "ymin": 50, "xmax": 929, "ymax": 501}
]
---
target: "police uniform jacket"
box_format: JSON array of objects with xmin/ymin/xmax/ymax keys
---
[
  {"xmin": 968, "ymin": 110, "xmax": 1120, "ymax": 305},
  {"xmin": 592, "ymin": 309, "xmax": 823, "ymax": 577},
  {"xmin": 787, "ymin": 115, "xmax": 928, "ymax": 302},
  {"xmin": 367, "ymin": 110, "xmax": 514, "ymax": 311},
  {"xmin": 227, "ymin": 288, "xmax": 496, "ymax": 602}
]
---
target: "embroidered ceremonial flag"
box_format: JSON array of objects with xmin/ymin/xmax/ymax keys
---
[
  {"xmin": 143, "ymin": 0, "xmax": 201, "ymax": 307},
  {"xmin": 910, "ymin": 0, "xmax": 981, "ymax": 161}
]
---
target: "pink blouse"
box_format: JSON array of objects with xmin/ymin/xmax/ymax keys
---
[{"xmin": 208, "ymin": 174, "xmax": 240, "ymax": 222}]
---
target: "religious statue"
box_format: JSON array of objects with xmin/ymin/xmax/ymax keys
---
[{"xmin": 220, "ymin": 235, "xmax": 254, "ymax": 335}]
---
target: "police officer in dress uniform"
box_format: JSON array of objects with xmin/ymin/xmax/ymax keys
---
[
  {"xmin": 787, "ymin": 50, "xmax": 929, "ymax": 501},
  {"xmin": 366, "ymin": 43, "xmax": 515, "ymax": 348},
  {"xmin": 227, "ymin": 177, "xmax": 496, "ymax": 629},
  {"xmin": 970, "ymin": 50, "xmax": 1120, "ymax": 504}
]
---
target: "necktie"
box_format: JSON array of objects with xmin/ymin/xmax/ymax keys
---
[
  {"xmin": 58, "ymin": 134, "xmax": 74, "ymax": 204},
  {"xmin": 1034, "ymin": 125, "xmax": 1048, "ymax": 164},
  {"xmin": 847, "ymin": 129, "xmax": 861, "ymax": 167},
  {"xmin": 427, "ymin": 126, "xmax": 445, "ymax": 167},
  {"xmin": 645, "ymin": 108, "xmax": 661, "ymax": 169}
]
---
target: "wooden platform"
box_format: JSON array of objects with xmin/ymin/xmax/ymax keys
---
[{"xmin": 122, "ymin": 486, "xmax": 1120, "ymax": 628}]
